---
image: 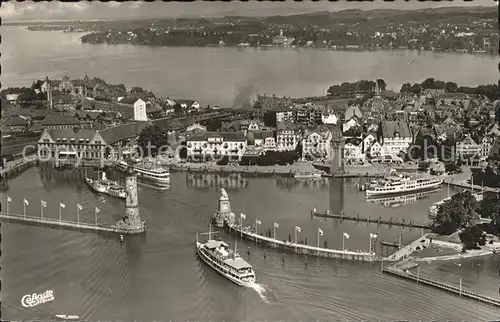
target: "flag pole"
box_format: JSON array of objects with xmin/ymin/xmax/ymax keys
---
[
  {"xmin": 40, "ymin": 201, "xmax": 44, "ymax": 222},
  {"xmin": 77, "ymin": 205, "xmax": 80, "ymax": 226},
  {"xmin": 95, "ymin": 208, "xmax": 97, "ymax": 226},
  {"xmin": 369, "ymin": 234, "xmax": 372, "ymax": 254},
  {"xmin": 23, "ymin": 200, "xmax": 26, "ymax": 220},
  {"xmin": 317, "ymin": 230, "xmax": 320, "ymax": 255},
  {"xmin": 6, "ymin": 197, "xmax": 9, "ymax": 215},
  {"xmin": 342, "ymin": 234, "xmax": 345, "ymax": 259},
  {"xmin": 59, "ymin": 204, "xmax": 62, "ymax": 223}
]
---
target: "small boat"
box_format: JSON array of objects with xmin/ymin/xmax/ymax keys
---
[
  {"xmin": 115, "ymin": 158, "xmax": 170, "ymax": 188},
  {"xmin": 85, "ymin": 171, "xmax": 127, "ymax": 199},
  {"xmin": 294, "ymin": 171, "xmax": 323, "ymax": 179},
  {"xmin": 196, "ymin": 226, "xmax": 256, "ymax": 287},
  {"xmin": 55, "ymin": 315, "xmax": 79, "ymax": 320}
]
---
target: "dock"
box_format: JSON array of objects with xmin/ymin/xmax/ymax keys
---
[
  {"xmin": 310, "ymin": 210, "xmax": 432, "ymax": 230},
  {"xmin": 225, "ymin": 221, "xmax": 384, "ymax": 262},
  {"xmin": 383, "ymin": 266, "xmax": 500, "ymax": 308},
  {"xmin": 0, "ymin": 212, "xmax": 145, "ymax": 235}
]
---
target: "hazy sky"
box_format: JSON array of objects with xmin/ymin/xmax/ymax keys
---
[{"xmin": 1, "ymin": 0, "xmax": 497, "ymax": 22}]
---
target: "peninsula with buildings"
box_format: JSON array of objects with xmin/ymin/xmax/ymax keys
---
[{"xmin": 11, "ymin": 7, "xmax": 499, "ymax": 54}]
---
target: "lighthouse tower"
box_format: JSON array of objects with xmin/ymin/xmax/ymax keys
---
[{"xmin": 115, "ymin": 166, "xmax": 146, "ymax": 233}]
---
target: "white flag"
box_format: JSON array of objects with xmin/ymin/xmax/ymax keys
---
[
  {"xmin": 24, "ymin": 199, "xmax": 29, "ymax": 205},
  {"xmin": 318, "ymin": 228, "xmax": 323, "ymax": 236},
  {"xmin": 77, "ymin": 204, "xmax": 83, "ymax": 211},
  {"xmin": 370, "ymin": 233, "xmax": 378, "ymax": 239},
  {"xmin": 295, "ymin": 226, "xmax": 302, "ymax": 233},
  {"xmin": 256, "ymin": 219, "xmax": 262, "ymax": 225},
  {"xmin": 274, "ymin": 222, "xmax": 279, "ymax": 228},
  {"xmin": 60, "ymin": 202, "xmax": 66, "ymax": 209},
  {"xmin": 41, "ymin": 200, "xmax": 47, "ymax": 207},
  {"xmin": 95, "ymin": 207, "xmax": 100, "ymax": 213},
  {"xmin": 7, "ymin": 196, "xmax": 11, "ymax": 202},
  {"xmin": 343, "ymin": 232, "xmax": 350, "ymax": 239},
  {"xmin": 240, "ymin": 213, "xmax": 246, "ymax": 220}
]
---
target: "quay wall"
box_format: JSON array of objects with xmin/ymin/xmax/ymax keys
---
[
  {"xmin": 0, "ymin": 213, "xmax": 144, "ymax": 235},
  {"xmin": 383, "ymin": 266, "xmax": 500, "ymax": 308},
  {"xmin": 225, "ymin": 222, "xmax": 384, "ymax": 262},
  {"xmin": 0, "ymin": 159, "xmax": 38, "ymax": 182}
]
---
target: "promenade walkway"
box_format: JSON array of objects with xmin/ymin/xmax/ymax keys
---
[{"xmin": 225, "ymin": 221, "xmax": 384, "ymax": 262}]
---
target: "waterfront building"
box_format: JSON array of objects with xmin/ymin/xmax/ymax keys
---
[
  {"xmin": 344, "ymin": 138, "xmax": 364, "ymax": 163},
  {"xmin": 302, "ymin": 125, "xmax": 332, "ymax": 161},
  {"xmin": 276, "ymin": 122, "xmax": 301, "ymax": 151},
  {"xmin": 37, "ymin": 122, "xmax": 146, "ymax": 162},
  {"xmin": 379, "ymin": 120, "xmax": 412, "ymax": 157},
  {"xmin": 118, "ymin": 96, "xmax": 148, "ymax": 121},
  {"xmin": 186, "ymin": 132, "xmax": 247, "ymax": 161},
  {"xmin": 455, "ymin": 134, "xmax": 481, "ymax": 159},
  {"xmin": 252, "ymin": 131, "xmax": 276, "ymax": 150},
  {"xmin": 366, "ymin": 140, "xmax": 383, "ymax": 158}
]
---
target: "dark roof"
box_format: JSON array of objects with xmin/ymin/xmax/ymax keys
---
[
  {"xmin": 345, "ymin": 137, "xmax": 362, "ymax": 146},
  {"xmin": 381, "ymin": 120, "xmax": 412, "ymax": 138},
  {"xmin": 3, "ymin": 115, "xmax": 28, "ymax": 127},
  {"xmin": 277, "ymin": 122, "xmax": 299, "ymax": 131},
  {"xmin": 99, "ymin": 122, "xmax": 148, "ymax": 145},
  {"xmin": 48, "ymin": 128, "xmax": 95, "ymax": 141},
  {"xmin": 253, "ymin": 131, "xmax": 274, "ymax": 140},
  {"xmin": 41, "ymin": 114, "xmax": 79, "ymax": 126},
  {"xmin": 119, "ymin": 96, "xmax": 142, "ymax": 105}
]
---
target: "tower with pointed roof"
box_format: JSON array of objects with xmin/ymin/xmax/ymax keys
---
[{"xmin": 329, "ymin": 123, "xmax": 344, "ymax": 174}]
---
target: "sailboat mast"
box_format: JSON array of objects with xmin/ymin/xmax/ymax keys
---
[{"xmin": 208, "ymin": 223, "xmax": 211, "ymax": 240}]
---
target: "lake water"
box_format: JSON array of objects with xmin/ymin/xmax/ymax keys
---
[
  {"xmin": 0, "ymin": 168, "xmax": 499, "ymax": 320},
  {"xmin": 2, "ymin": 26, "xmax": 498, "ymax": 108}
]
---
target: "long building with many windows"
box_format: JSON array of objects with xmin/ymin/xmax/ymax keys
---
[{"xmin": 186, "ymin": 132, "xmax": 247, "ymax": 161}]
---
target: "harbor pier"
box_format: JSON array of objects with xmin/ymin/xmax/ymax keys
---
[
  {"xmin": 226, "ymin": 221, "xmax": 381, "ymax": 262},
  {"xmin": 382, "ymin": 265, "xmax": 500, "ymax": 308},
  {"xmin": 310, "ymin": 209, "xmax": 432, "ymax": 230}
]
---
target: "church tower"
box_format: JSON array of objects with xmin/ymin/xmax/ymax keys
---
[
  {"xmin": 45, "ymin": 76, "xmax": 53, "ymax": 109},
  {"xmin": 329, "ymin": 124, "xmax": 344, "ymax": 175},
  {"xmin": 116, "ymin": 166, "xmax": 146, "ymax": 233}
]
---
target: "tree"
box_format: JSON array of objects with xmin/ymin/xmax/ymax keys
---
[
  {"xmin": 173, "ymin": 103, "xmax": 183, "ymax": 116},
  {"xmin": 137, "ymin": 125, "xmax": 170, "ymax": 157},
  {"xmin": 432, "ymin": 190, "xmax": 477, "ymax": 234},
  {"xmin": 409, "ymin": 83, "xmax": 422, "ymax": 94},
  {"xmin": 263, "ymin": 111, "xmax": 277, "ymax": 127},
  {"xmin": 376, "ymin": 79, "xmax": 387, "ymax": 91},
  {"xmin": 459, "ymin": 225, "xmax": 486, "ymax": 250},
  {"xmin": 445, "ymin": 82, "xmax": 458, "ymax": 93},
  {"xmin": 400, "ymin": 83, "xmax": 411, "ymax": 93}
]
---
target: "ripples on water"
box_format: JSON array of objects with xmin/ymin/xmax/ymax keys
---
[{"xmin": 1, "ymin": 168, "xmax": 500, "ymax": 320}]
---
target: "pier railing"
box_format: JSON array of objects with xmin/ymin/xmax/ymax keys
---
[
  {"xmin": 383, "ymin": 266, "xmax": 500, "ymax": 308},
  {"xmin": 226, "ymin": 222, "xmax": 382, "ymax": 262}
]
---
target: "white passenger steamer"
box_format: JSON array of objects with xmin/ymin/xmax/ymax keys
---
[
  {"xmin": 366, "ymin": 172, "xmax": 443, "ymax": 197},
  {"xmin": 196, "ymin": 226, "xmax": 256, "ymax": 287},
  {"xmin": 115, "ymin": 158, "xmax": 170, "ymax": 188}
]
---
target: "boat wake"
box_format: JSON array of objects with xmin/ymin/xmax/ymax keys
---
[{"xmin": 246, "ymin": 282, "xmax": 270, "ymax": 304}]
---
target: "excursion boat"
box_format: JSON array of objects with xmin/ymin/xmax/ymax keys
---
[
  {"xmin": 196, "ymin": 228, "xmax": 256, "ymax": 287},
  {"xmin": 294, "ymin": 170, "xmax": 323, "ymax": 179},
  {"xmin": 115, "ymin": 158, "xmax": 170, "ymax": 188},
  {"xmin": 55, "ymin": 315, "xmax": 79, "ymax": 320},
  {"xmin": 365, "ymin": 172, "xmax": 443, "ymax": 197},
  {"xmin": 85, "ymin": 172, "xmax": 126, "ymax": 199}
]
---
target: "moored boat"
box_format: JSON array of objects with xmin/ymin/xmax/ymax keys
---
[
  {"xmin": 294, "ymin": 170, "xmax": 323, "ymax": 179},
  {"xmin": 55, "ymin": 315, "xmax": 79, "ymax": 320},
  {"xmin": 115, "ymin": 158, "xmax": 170, "ymax": 188},
  {"xmin": 366, "ymin": 172, "xmax": 443, "ymax": 197},
  {"xmin": 196, "ymin": 227, "xmax": 256, "ymax": 287},
  {"xmin": 85, "ymin": 172, "xmax": 126, "ymax": 199}
]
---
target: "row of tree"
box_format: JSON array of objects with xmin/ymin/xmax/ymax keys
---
[
  {"xmin": 327, "ymin": 79, "xmax": 387, "ymax": 97},
  {"xmin": 400, "ymin": 77, "xmax": 500, "ymax": 101}
]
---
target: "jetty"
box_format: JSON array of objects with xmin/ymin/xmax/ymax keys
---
[
  {"xmin": 211, "ymin": 188, "xmax": 385, "ymax": 262},
  {"xmin": 0, "ymin": 212, "xmax": 145, "ymax": 235},
  {"xmin": 310, "ymin": 210, "xmax": 432, "ymax": 230},
  {"xmin": 383, "ymin": 265, "xmax": 500, "ymax": 308}
]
